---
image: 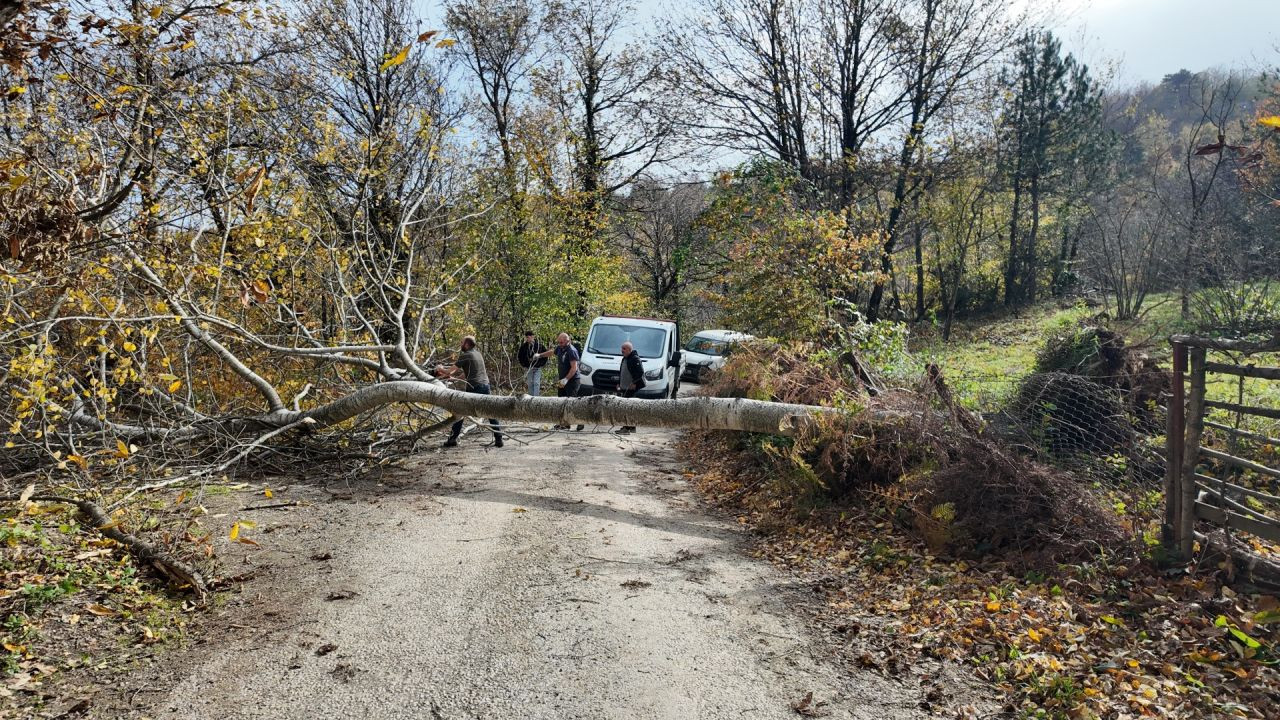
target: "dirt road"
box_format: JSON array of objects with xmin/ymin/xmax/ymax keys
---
[{"xmin": 147, "ymin": 420, "xmax": 922, "ymax": 719}]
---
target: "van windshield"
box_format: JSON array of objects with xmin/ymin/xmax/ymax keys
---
[{"xmin": 586, "ymin": 323, "xmax": 666, "ymax": 358}]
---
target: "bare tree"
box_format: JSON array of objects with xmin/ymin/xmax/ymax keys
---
[
  {"xmin": 545, "ymin": 0, "xmax": 676, "ymax": 220},
  {"xmin": 864, "ymin": 0, "xmax": 1017, "ymax": 322},
  {"xmin": 446, "ymin": 0, "xmax": 553, "ymax": 186},
  {"xmin": 1171, "ymin": 73, "xmax": 1245, "ymax": 318},
  {"xmin": 616, "ymin": 181, "xmax": 718, "ymax": 321},
  {"xmin": 664, "ymin": 0, "xmax": 813, "ymax": 178},
  {"xmin": 812, "ymin": 0, "xmax": 905, "ymax": 206},
  {"xmin": 1080, "ymin": 184, "xmax": 1169, "ymax": 320}
]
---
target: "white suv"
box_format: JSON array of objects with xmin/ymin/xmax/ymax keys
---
[
  {"xmin": 577, "ymin": 316, "xmax": 685, "ymax": 399},
  {"xmin": 680, "ymin": 330, "xmax": 753, "ymax": 382}
]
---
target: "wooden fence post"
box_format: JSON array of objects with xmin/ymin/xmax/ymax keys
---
[
  {"xmin": 1179, "ymin": 346, "xmax": 1207, "ymax": 559},
  {"xmin": 1164, "ymin": 342, "xmax": 1186, "ymax": 549}
]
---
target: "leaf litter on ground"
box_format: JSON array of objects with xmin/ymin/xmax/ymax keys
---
[{"xmin": 680, "ymin": 433, "xmax": 1280, "ymax": 719}]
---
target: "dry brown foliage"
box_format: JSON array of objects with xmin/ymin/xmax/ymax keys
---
[{"xmin": 703, "ymin": 340, "xmax": 1130, "ymax": 569}]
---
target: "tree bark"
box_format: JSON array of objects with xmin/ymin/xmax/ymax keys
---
[
  {"xmin": 1024, "ymin": 174, "xmax": 1041, "ymax": 304},
  {"xmin": 64, "ymin": 380, "xmax": 867, "ymax": 441},
  {"xmin": 294, "ymin": 381, "xmax": 850, "ymax": 437}
]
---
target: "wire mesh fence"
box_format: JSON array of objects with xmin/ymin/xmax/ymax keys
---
[{"xmin": 926, "ymin": 366, "xmax": 1171, "ymax": 488}]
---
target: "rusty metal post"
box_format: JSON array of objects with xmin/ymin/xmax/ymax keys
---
[
  {"xmin": 1163, "ymin": 342, "xmax": 1186, "ymax": 549},
  {"xmin": 1179, "ymin": 346, "xmax": 1207, "ymax": 559}
]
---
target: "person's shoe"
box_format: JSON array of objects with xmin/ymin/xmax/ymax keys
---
[
  {"xmin": 575, "ymin": 424, "xmax": 585, "ymax": 432},
  {"xmin": 494, "ymin": 436, "xmax": 504, "ymax": 448},
  {"xmin": 617, "ymin": 427, "xmax": 633, "ymax": 434},
  {"xmin": 442, "ymin": 437, "xmax": 458, "ymax": 448},
  {"xmin": 623, "ymin": 426, "xmax": 636, "ymax": 434}
]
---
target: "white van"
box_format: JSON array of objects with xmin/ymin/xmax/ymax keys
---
[{"xmin": 577, "ymin": 316, "xmax": 685, "ymax": 399}]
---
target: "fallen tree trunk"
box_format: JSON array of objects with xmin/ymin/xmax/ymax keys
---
[
  {"xmin": 290, "ymin": 381, "xmax": 854, "ymax": 437},
  {"xmin": 66, "ymin": 381, "xmax": 861, "ymax": 441},
  {"xmin": 1196, "ymin": 530, "xmax": 1280, "ymax": 593}
]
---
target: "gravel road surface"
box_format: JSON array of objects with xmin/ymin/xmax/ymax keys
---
[{"xmin": 154, "ymin": 419, "xmax": 922, "ymax": 719}]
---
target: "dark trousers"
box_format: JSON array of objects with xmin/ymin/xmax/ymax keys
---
[
  {"xmin": 557, "ymin": 377, "xmax": 581, "ymax": 429},
  {"xmin": 557, "ymin": 376, "xmax": 581, "ymax": 398},
  {"xmin": 450, "ymin": 384, "xmax": 502, "ymax": 441},
  {"xmin": 617, "ymin": 387, "xmax": 638, "ymax": 431}
]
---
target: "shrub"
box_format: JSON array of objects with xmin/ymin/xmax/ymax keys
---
[
  {"xmin": 703, "ymin": 342, "xmax": 1131, "ymax": 568},
  {"xmin": 1008, "ymin": 372, "xmax": 1133, "ymax": 457}
]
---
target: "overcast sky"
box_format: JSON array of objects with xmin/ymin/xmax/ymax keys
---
[
  {"xmin": 422, "ymin": 1, "xmax": 1278, "ymax": 86},
  {"xmin": 1055, "ymin": 0, "xmax": 1279, "ymax": 84}
]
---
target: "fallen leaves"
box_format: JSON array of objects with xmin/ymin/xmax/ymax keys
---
[
  {"xmin": 790, "ymin": 691, "xmax": 827, "ymax": 717},
  {"xmin": 0, "ymin": 486, "xmax": 210, "ymax": 715},
  {"xmin": 682, "ymin": 432, "xmax": 1280, "ymax": 719},
  {"xmin": 228, "ymin": 520, "xmax": 259, "ymax": 545}
]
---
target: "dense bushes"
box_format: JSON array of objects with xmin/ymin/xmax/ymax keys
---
[{"xmin": 701, "ymin": 340, "xmax": 1129, "ymax": 568}]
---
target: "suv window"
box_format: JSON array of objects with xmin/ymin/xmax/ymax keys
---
[{"xmin": 685, "ymin": 335, "xmax": 730, "ymax": 356}]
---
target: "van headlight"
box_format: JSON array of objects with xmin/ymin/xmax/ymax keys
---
[
  {"xmin": 644, "ymin": 368, "xmax": 661, "ymax": 381},
  {"xmin": 579, "ymin": 362, "xmax": 592, "ymax": 375}
]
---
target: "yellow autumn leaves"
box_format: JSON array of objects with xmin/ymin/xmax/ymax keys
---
[
  {"xmin": 228, "ymin": 520, "xmax": 259, "ymax": 545},
  {"xmin": 378, "ymin": 32, "xmax": 456, "ymax": 72}
]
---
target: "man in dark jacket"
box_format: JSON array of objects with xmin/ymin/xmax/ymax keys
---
[
  {"xmin": 517, "ymin": 330, "xmax": 547, "ymax": 395},
  {"xmin": 615, "ymin": 340, "xmax": 646, "ymax": 434}
]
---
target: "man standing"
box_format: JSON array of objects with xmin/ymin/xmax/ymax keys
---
[
  {"xmin": 437, "ymin": 336, "xmax": 503, "ymax": 448},
  {"xmin": 615, "ymin": 341, "xmax": 646, "ymax": 434},
  {"xmin": 536, "ymin": 332, "xmax": 584, "ymax": 431},
  {"xmin": 517, "ymin": 330, "xmax": 547, "ymax": 395}
]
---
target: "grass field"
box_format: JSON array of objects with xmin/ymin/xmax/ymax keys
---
[{"xmin": 910, "ymin": 294, "xmax": 1279, "ymax": 433}]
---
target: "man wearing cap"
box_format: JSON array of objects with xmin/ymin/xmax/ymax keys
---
[{"xmin": 517, "ymin": 330, "xmax": 548, "ymax": 395}]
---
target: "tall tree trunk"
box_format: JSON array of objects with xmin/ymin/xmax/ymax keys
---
[
  {"xmin": 1023, "ymin": 174, "xmax": 1041, "ymax": 304},
  {"xmin": 1004, "ymin": 176, "xmax": 1023, "ymax": 306},
  {"xmin": 865, "ymin": 116, "xmax": 920, "ymax": 322},
  {"xmin": 1052, "ymin": 220, "xmax": 1071, "ymax": 295},
  {"xmin": 913, "ymin": 219, "xmax": 926, "ymax": 322}
]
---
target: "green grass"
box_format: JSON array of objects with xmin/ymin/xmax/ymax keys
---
[
  {"xmin": 914, "ymin": 299, "xmax": 1129, "ymax": 409},
  {"xmin": 912, "ymin": 292, "xmax": 1278, "ymax": 437}
]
